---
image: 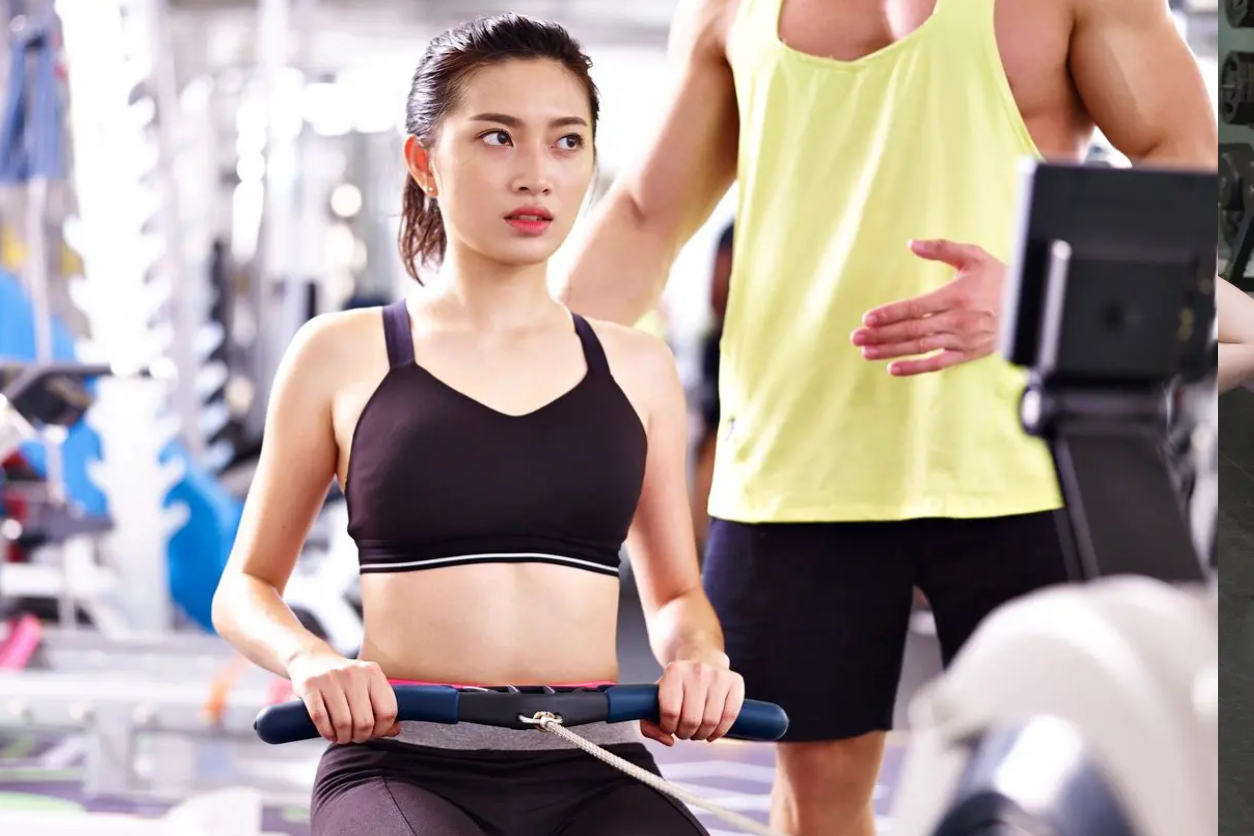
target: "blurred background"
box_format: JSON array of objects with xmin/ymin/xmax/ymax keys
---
[
  {"xmin": 1219, "ymin": 2, "xmax": 1254, "ymax": 835},
  {"xmin": 0, "ymin": 0, "xmax": 1222, "ymax": 833}
]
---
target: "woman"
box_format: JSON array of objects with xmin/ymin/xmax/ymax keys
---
[
  {"xmin": 1221, "ymin": 276, "xmax": 1254, "ymax": 395},
  {"xmin": 211, "ymin": 14, "xmax": 740, "ymax": 836}
]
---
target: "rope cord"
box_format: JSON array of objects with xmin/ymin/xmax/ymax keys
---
[{"xmin": 526, "ymin": 712, "xmax": 792, "ymax": 836}]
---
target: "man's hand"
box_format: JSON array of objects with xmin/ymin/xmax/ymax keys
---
[
  {"xmin": 640, "ymin": 651, "xmax": 745, "ymax": 747},
  {"xmin": 851, "ymin": 239, "xmax": 1005, "ymax": 376}
]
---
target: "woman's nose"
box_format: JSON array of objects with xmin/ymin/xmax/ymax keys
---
[{"xmin": 512, "ymin": 147, "xmax": 553, "ymax": 195}]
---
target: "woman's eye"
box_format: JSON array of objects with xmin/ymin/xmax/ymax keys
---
[
  {"xmin": 481, "ymin": 130, "xmax": 511, "ymax": 147},
  {"xmin": 557, "ymin": 134, "xmax": 584, "ymax": 151}
]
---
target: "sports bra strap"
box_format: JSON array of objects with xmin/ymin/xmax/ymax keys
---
[
  {"xmin": 571, "ymin": 314, "xmax": 610, "ymax": 377},
  {"xmin": 382, "ymin": 300, "xmax": 416, "ymax": 367}
]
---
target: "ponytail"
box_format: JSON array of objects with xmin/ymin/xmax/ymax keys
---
[{"xmin": 398, "ymin": 176, "xmax": 446, "ymax": 282}]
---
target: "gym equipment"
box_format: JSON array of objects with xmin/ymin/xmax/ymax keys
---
[
  {"xmin": 891, "ymin": 578, "xmax": 1215, "ymax": 836},
  {"xmin": 1221, "ymin": 141, "xmax": 1254, "ymax": 285},
  {"xmin": 280, "ymin": 500, "xmax": 365, "ymax": 657},
  {"xmin": 1220, "ymin": 144, "xmax": 1252, "ymax": 213},
  {"xmin": 0, "ymin": 342, "xmax": 288, "ymax": 639},
  {"xmin": 0, "ymin": 272, "xmax": 107, "ymax": 518},
  {"xmin": 1229, "ymin": 0, "xmax": 1254, "ymax": 28},
  {"xmin": 0, "ymin": 362, "xmax": 158, "ymax": 461},
  {"xmin": 0, "ymin": 786, "xmax": 284, "ymax": 836},
  {"xmin": 0, "ymin": 359, "xmax": 355, "ymax": 804},
  {"xmin": 0, "ymin": 358, "xmax": 363, "ymax": 648},
  {"xmin": 52, "ymin": 0, "xmax": 241, "ymax": 634},
  {"xmin": 1000, "ymin": 160, "xmax": 1215, "ymax": 583},
  {"xmin": 255, "ymin": 682, "xmax": 790, "ymax": 745},
  {"xmin": 258, "ymin": 683, "xmax": 791, "ymax": 836},
  {"xmin": 890, "ymin": 160, "xmax": 1218, "ymax": 836},
  {"xmin": 0, "ymin": 660, "xmax": 317, "ymax": 804},
  {"xmin": 1224, "ymin": 212, "xmax": 1254, "ymax": 287},
  {"xmin": 0, "ymin": 360, "xmax": 363, "ymax": 807},
  {"xmin": 1220, "ymin": 142, "xmax": 1253, "ymax": 249},
  {"xmin": 1222, "ymin": 51, "xmax": 1254, "ymax": 126},
  {"xmin": 0, "ymin": 361, "xmax": 157, "ymax": 631}
]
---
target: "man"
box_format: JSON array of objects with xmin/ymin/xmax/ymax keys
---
[
  {"xmin": 691, "ymin": 223, "xmax": 734, "ymax": 552},
  {"xmin": 1220, "ymin": 277, "xmax": 1254, "ymax": 395},
  {"xmin": 558, "ymin": 1, "xmax": 1216, "ymax": 834}
]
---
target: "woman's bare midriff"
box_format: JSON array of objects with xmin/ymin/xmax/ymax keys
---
[{"xmin": 355, "ymin": 563, "xmax": 623, "ymax": 686}]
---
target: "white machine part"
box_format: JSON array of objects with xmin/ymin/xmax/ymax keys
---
[
  {"xmin": 0, "ymin": 787, "xmax": 284, "ymax": 836},
  {"xmin": 284, "ymin": 500, "xmax": 363, "ymax": 656},
  {"xmin": 890, "ymin": 576, "xmax": 1216, "ymax": 836}
]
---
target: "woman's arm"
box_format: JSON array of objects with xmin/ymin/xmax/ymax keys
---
[
  {"xmin": 623, "ymin": 335, "xmax": 727, "ymax": 669},
  {"xmin": 1219, "ymin": 277, "xmax": 1254, "ymax": 395},
  {"xmin": 614, "ymin": 327, "xmax": 745, "ymax": 744},
  {"xmin": 210, "ymin": 317, "xmax": 344, "ymax": 676}
]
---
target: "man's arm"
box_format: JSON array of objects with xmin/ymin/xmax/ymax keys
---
[
  {"xmin": 1068, "ymin": 0, "xmax": 1217, "ymax": 169},
  {"xmin": 558, "ymin": 0, "xmax": 740, "ymax": 325}
]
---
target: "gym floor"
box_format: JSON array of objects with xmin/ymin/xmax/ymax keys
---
[{"xmin": 0, "ymin": 588, "xmax": 943, "ymax": 834}]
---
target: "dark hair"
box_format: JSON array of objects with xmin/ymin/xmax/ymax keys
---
[
  {"xmin": 399, "ymin": 14, "xmax": 601, "ymax": 281},
  {"xmin": 717, "ymin": 222, "xmax": 734, "ymax": 253}
]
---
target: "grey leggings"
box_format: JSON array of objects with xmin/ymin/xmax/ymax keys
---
[{"xmin": 311, "ymin": 739, "xmax": 708, "ymax": 836}]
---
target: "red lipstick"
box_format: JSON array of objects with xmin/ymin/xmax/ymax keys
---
[{"xmin": 504, "ymin": 205, "xmax": 553, "ymax": 236}]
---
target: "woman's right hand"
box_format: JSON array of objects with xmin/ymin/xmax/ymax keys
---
[{"xmin": 286, "ymin": 650, "xmax": 401, "ymax": 743}]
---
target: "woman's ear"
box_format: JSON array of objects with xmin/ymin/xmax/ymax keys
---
[{"xmin": 404, "ymin": 135, "xmax": 438, "ymax": 195}]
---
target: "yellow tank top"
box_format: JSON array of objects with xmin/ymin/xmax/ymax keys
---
[{"xmin": 712, "ymin": 0, "xmax": 1062, "ymax": 523}]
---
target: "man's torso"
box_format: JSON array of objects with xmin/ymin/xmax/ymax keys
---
[
  {"xmin": 720, "ymin": 0, "xmax": 1093, "ymax": 159},
  {"xmin": 706, "ymin": 0, "xmax": 1081, "ymax": 523}
]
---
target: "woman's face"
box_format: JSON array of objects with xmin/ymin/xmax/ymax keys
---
[{"xmin": 418, "ymin": 58, "xmax": 595, "ymax": 268}]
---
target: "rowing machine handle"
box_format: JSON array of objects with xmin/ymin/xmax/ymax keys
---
[
  {"xmin": 605, "ymin": 684, "xmax": 789, "ymax": 741},
  {"xmin": 254, "ymin": 685, "xmax": 461, "ymax": 744},
  {"xmin": 254, "ymin": 684, "xmax": 789, "ymax": 744}
]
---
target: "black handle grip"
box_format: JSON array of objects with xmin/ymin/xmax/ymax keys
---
[
  {"xmin": 605, "ymin": 684, "xmax": 789, "ymax": 741},
  {"xmin": 253, "ymin": 685, "xmax": 461, "ymax": 744},
  {"xmin": 253, "ymin": 683, "xmax": 789, "ymax": 743}
]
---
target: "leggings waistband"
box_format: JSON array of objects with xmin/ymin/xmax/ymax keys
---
[
  {"xmin": 393, "ymin": 719, "xmax": 644, "ymax": 750},
  {"xmin": 387, "ymin": 678, "xmax": 616, "ymax": 689},
  {"xmin": 386, "ymin": 678, "xmax": 637, "ymax": 751}
]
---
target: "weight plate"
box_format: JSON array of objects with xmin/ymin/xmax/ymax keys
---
[
  {"xmin": 1224, "ymin": 210, "xmax": 1243, "ymax": 247},
  {"xmin": 1230, "ymin": 0, "xmax": 1254, "ymax": 28},
  {"xmin": 1220, "ymin": 145, "xmax": 1254, "ymax": 210},
  {"xmin": 1222, "ymin": 53, "xmax": 1254, "ymax": 126}
]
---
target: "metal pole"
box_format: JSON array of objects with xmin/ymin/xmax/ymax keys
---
[
  {"xmin": 246, "ymin": 0, "xmax": 292, "ymax": 439},
  {"xmin": 8, "ymin": 15, "xmax": 59, "ymax": 499},
  {"xmin": 144, "ymin": 0, "xmax": 201, "ymax": 464},
  {"xmin": 12, "ymin": 3, "xmax": 72, "ymax": 626}
]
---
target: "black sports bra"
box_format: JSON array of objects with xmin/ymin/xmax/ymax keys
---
[{"xmin": 343, "ymin": 301, "xmax": 648, "ymax": 578}]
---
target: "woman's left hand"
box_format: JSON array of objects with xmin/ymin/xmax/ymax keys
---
[{"xmin": 640, "ymin": 652, "xmax": 746, "ymax": 746}]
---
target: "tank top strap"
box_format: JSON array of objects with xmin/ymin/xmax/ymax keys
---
[
  {"xmin": 571, "ymin": 313, "xmax": 610, "ymax": 377},
  {"xmin": 381, "ymin": 300, "xmax": 415, "ymax": 368}
]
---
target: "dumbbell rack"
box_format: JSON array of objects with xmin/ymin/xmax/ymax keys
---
[
  {"xmin": 53, "ymin": 0, "xmax": 193, "ymax": 636},
  {"xmin": 1221, "ymin": 141, "xmax": 1254, "ymax": 286},
  {"xmin": 1225, "ymin": 1, "xmax": 1254, "ymax": 286}
]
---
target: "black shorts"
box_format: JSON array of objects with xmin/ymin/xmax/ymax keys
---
[
  {"xmin": 312, "ymin": 740, "xmax": 706, "ymax": 836},
  {"xmin": 702, "ymin": 512, "xmax": 1070, "ymax": 742}
]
